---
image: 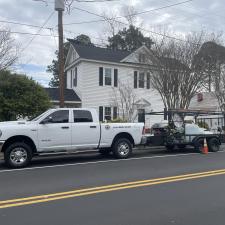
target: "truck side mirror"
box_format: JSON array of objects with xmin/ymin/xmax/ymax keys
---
[{"xmin": 40, "ymin": 116, "xmax": 53, "ymax": 124}]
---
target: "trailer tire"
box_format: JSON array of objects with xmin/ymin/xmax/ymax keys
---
[
  {"xmin": 113, "ymin": 138, "xmax": 132, "ymax": 159},
  {"xmin": 178, "ymin": 144, "xmax": 186, "ymax": 150},
  {"xmin": 165, "ymin": 145, "xmax": 175, "ymax": 151},
  {"xmin": 4, "ymin": 142, "xmax": 33, "ymax": 168},
  {"xmin": 194, "ymin": 138, "xmax": 204, "ymax": 152},
  {"xmin": 208, "ymin": 138, "xmax": 220, "ymax": 152}
]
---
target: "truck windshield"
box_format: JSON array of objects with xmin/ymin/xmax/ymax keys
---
[{"xmin": 31, "ymin": 110, "xmax": 52, "ymax": 121}]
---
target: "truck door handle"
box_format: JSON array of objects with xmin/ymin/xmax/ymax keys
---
[
  {"xmin": 61, "ymin": 126, "xmax": 69, "ymax": 129},
  {"xmin": 90, "ymin": 126, "xmax": 97, "ymax": 128}
]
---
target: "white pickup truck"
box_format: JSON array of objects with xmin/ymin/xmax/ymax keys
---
[{"xmin": 0, "ymin": 108, "xmax": 145, "ymax": 168}]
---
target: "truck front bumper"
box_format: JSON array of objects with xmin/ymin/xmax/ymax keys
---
[{"xmin": 0, "ymin": 141, "xmax": 5, "ymax": 159}]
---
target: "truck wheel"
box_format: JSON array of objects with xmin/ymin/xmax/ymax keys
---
[
  {"xmin": 99, "ymin": 148, "xmax": 111, "ymax": 156},
  {"xmin": 113, "ymin": 138, "xmax": 132, "ymax": 159},
  {"xmin": 194, "ymin": 139, "xmax": 204, "ymax": 152},
  {"xmin": 208, "ymin": 138, "xmax": 220, "ymax": 152},
  {"xmin": 165, "ymin": 145, "xmax": 175, "ymax": 151},
  {"xmin": 4, "ymin": 142, "xmax": 33, "ymax": 168}
]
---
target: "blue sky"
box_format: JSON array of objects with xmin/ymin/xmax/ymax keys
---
[{"xmin": 0, "ymin": 0, "xmax": 224, "ymax": 86}]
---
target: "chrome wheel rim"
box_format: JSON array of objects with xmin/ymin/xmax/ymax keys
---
[
  {"xmin": 10, "ymin": 148, "xmax": 27, "ymax": 165},
  {"xmin": 118, "ymin": 142, "xmax": 130, "ymax": 156}
]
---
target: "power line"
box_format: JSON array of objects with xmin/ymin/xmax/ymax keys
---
[
  {"xmin": 65, "ymin": 0, "xmax": 193, "ymax": 25},
  {"xmin": 0, "ymin": 19, "xmax": 53, "ymax": 30},
  {"xmin": 71, "ymin": 2, "xmax": 202, "ymax": 44},
  {"xmin": 0, "ymin": 30, "xmax": 57, "ymax": 37},
  {"xmin": 75, "ymin": 0, "xmax": 120, "ymax": 2},
  {"xmin": 21, "ymin": 11, "xmax": 55, "ymax": 53}
]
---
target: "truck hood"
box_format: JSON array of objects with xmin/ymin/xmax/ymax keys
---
[{"xmin": 0, "ymin": 121, "xmax": 35, "ymax": 128}]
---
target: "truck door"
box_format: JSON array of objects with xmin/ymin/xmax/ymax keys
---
[
  {"xmin": 71, "ymin": 110, "xmax": 100, "ymax": 149},
  {"xmin": 38, "ymin": 110, "xmax": 71, "ymax": 151}
]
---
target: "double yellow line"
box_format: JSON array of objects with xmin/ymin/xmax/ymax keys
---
[{"xmin": 1, "ymin": 168, "xmax": 225, "ymax": 209}]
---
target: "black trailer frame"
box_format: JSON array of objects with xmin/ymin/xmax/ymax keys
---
[{"xmin": 144, "ymin": 108, "xmax": 224, "ymax": 150}]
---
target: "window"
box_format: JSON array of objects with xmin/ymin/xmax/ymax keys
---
[
  {"xmin": 104, "ymin": 107, "xmax": 112, "ymax": 121},
  {"xmin": 105, "ymin": 68, "xmax": 112, "ymax": 86},
  {"xmin": 42, "ymin": 110, "xmax": 69, "ymax": 124},
  {"xmin": 139, "ymin": 72, "xmax": 145, "ymax": 88},
  {"xmin": 73, "ymin": 110, "xmax": 93, "ymax": 123}
]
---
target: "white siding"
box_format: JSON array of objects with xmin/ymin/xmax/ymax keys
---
[{"xmin": 78, "ymin": 61, "xmax": 164, "ymax": 127}]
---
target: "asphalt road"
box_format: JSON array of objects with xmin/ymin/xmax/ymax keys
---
[{"xmin": 1, "ymin": 147, "xmax": 225, "ymax": 225}]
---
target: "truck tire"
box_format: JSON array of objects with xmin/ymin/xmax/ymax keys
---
[
  {"xmin": 208, "ymin": 138, "xmax": 220, "ymax": 152},
  {"xmin": 99, "ymin": 148, "xmax": 111, "ymax": 156},
  {"xmin": 112, "ymin": 138, "xmax": 132, "ymax": 159},
  {"xmin": 194, "ymin": 138, "xmax": 204, "ymax": 152},
  {"xmin": 4, "ymin": 142, "xmax": 33, "ymax": 168}
]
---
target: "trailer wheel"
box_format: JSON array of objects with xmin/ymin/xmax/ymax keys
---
[
  {"xmin": 178, "ymin": 144, "xmax": 186, "ymax": 150},
  {"xmin": 113, "ymin": 138, "xmax": 132, "ymax": 159},
  {"xmin": 194, "ymin": 138, "xmax": 204, "ymax": 152},
  {"xmin": 208, "ymin": 138, "xmax": 220, "ymax": 152},
  {"xmin": 165, "ymin": 144, "xmax": 175, "ymax": 151}
]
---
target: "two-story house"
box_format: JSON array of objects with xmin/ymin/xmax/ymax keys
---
[{"xmin": 64, "ymin": 39, "xmax": 164, "ymax": 127}]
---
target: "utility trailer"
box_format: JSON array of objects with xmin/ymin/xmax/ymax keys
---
[{"xmin": 144, "ymin": 109, "xmax": 223, "ymax": 152}]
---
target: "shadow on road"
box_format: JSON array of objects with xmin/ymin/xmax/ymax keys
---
[{"xmin": 0, "ymin": 147, "xmax": 200, "ymax": 170}]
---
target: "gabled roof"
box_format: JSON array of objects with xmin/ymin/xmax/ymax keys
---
[
  {"xmin": 44, "ymin": 88, "xmax": 81, "ymax": 102},
  {"xmin": 68, "ymin": 39, "xmax": 131, "ymax": 63}
]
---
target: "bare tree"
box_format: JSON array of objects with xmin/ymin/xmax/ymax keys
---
[
  {"xmin": 0, "ymin": 28, "xmax": 18, "ymax": 71},
  {"xmin": 111, "ymin": 81, "xmax": 142, "ymax": 122},
  {"xmin": 101, "ymin": 11, "xmax": 121, "ymax": 40},
  {"xmin": 122, "ymin": 5, "xmax": 137, "ymax": 26},
  {"xmin": 148, "ymin": 31, "xmax": 216, "ymax": 109}
]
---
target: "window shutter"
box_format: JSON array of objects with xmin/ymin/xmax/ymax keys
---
[
  {"xmin": 134, "ymin": 71, "xmax": 138, "ymax": 88},
  {"xmin": 73, "ymin": 67, "xmax": 77, "ymax": 87},
  {"xmin": 99, "ymin": 67, "xmax": 103, "ymax": 86},
  {"xmin": 147, "ymin": 73, "xmax": 150, "ymax": 89},
  {"xmin": 113, "ymin": 107, "xmax": 117, "ymax": 119},
  {"xmin": 99, "ymin": 106, "xmax": 103, "ymax": 122},
  {"xmin": 114, "ymin": 69, "xmax": 118, "ymax": 87},
  {"xmin": 71, "ymin": 70, "xmax": 73, "ymax": 88}
]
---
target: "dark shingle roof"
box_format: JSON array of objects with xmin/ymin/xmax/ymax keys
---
[
  {"xmin": 44, "ymin": 88, "xmax": 81, "ymax": 102},
  {"xmin": 68, "ymin": 39, "xmax": 131, "ymax": 63}
]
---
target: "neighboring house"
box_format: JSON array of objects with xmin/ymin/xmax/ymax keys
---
[
  {"xmin": 64, "ymin": 40, "xmax": 164, "ymax": 127},
  {"xmin": 44, "ymin": 87, "xmax": 81, "ymax": 108},
  {"xmin": 189, "ymin": 92, "xmax": 224, "ymax": 132}
]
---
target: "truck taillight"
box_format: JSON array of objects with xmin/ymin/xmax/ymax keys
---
[{"xmin": 142, "ymin": 126, "xmax": 145, "ymax": 135}]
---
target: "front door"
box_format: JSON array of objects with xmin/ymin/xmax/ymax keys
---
[
  {"xmin": 38, "ymin": 110, "xmax": 71, "ymax": 151},
  {"xmin": 138, "ymin": 109, "xmax": 145, "ymax": 123},
  {"xmin": 71, "ymin": 110, "xmax": 100, "ymax": 149}
]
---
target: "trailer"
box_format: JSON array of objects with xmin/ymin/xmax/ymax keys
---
[{"xmin": 145, "ymin": 109, "xmax": 223, "ymax": 152}]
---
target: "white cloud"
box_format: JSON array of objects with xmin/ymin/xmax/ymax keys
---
[{"xmin": 0, "ymin": 0, "xmax": 224, "ymax": 86}]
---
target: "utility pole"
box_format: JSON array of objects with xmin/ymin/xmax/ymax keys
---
[{"xmin": 55, "ymin": 0, "xmax": 65, "ymax": 108}]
